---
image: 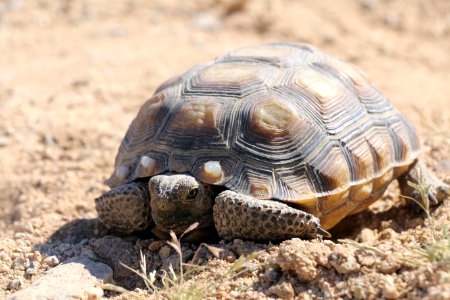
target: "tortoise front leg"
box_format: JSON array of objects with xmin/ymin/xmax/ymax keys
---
[
  {"xmin": 95, "ymin": 182, "xmax": 153, "ymax": 234},
  {"xmin": 213, "ymin": 191, "xmax": 330, "ymax": 241}
]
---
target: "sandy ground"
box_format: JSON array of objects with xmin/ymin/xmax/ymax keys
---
[{"xmin": 1, "ymin": 0, "xmax": 450, "ymax": 299}]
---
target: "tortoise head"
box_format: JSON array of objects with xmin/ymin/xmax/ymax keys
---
[{"xmin": 149, "ymin": 174, "xmax": 214, "ymax": 234}]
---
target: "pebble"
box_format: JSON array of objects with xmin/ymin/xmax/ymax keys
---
[
  {"xmin": 229, "ymin": 291, "xmax": 239, "ymax": 298},
  {"xmin": 159, "ymin": 245, "xmax": 172, "ymax": 260},
  {"xmin": 379, "ymin": 228, "xmax": 398, "ymax": 240},
  {"xmin": 0, "ymin": 263, "xmax": 9, "ymax": 272},
  {"xmin": 80, "ymin": 248, "xmax": 97, "ymax": 261},
  {"xmin": 148, "ymin": 240, "xmax": 165, "ymax": 252},
  {"xmin": 32, "ymin": 251, "xmax": 42, "ymax": 262},
  {"xmin": 87, "ymin": 286, "xmax": 104, "ymax": 300},
  {"xmin": 11, "ymin": 257, "xmax": 26, "ymax": 270},
  {"xmin": 25, "ymin": 260, "xmax": 40, "ymax": 275},
  {"xmin": 351, "ymin": 284, "xmax": 368, "ymax": 299},
  {"xmin": 25, "ymin": 266, "xmax": 38, "ymax": 276},
  {"xmin": 267, "ymin": 282, "xmax": 295, "ymax": 300},
  {"xmin": 16, "ymin": 239, "xmax": 30, "ymax": 247},
  {"xmin": 16, "ymin": 246, "xmax": 33, "ymax": 253},
  {"xmin": 193, "ymin": 13, "xmax": 221, "ymax": 31},
  {"xmin": 225, "ymin": 255, "xmax": 236, "ymax": 263},
  {"xmin": 14, "ymin": 232, "xmax": 28, "ymax": 240},
  {"xmin": 7, "ymin": 278, "xmax": 23, "ymax": 291},
  {"xmin": 43, "ymin": 255, "xmax": 59, "ymax": 267},
  {"xmin": 0, "ymin": 251, "xmax": 9, "ymax": 261},
  {"xmin": 56, "ymin": 243, "xmax": 71, "ymax": 253},
  {"xmin": 320, "ymin": 280, "xmax": 333, "ymax": 298},
  {"xmin": 383, "ymin": 275, "xmax": 400, "ymax": 299},
  {"xmin": 329, "ymin": 252, "xmax": 360, "ymax": 274},
  {"xmin": 14, "ymin": 222, "xmax": 34, "ymax": 234}
]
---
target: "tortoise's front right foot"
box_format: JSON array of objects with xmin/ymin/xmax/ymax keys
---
[
  {"xmin": 95, "ymin": 182, "xmax": 153, "ymax": 234},
  {"xmin": 213, "ymin": 191, "xmax": 330, "ymax": 241},
  {"xmin": 398, "ymin": 161, "xmax": 449, "ymax": 205}
]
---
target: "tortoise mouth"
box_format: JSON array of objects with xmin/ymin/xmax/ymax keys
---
[{"xmin": 152, "ymin": 209, "xmax": 213, "ymax": 234}]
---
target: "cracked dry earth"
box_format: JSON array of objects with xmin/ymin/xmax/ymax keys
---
[{"xmin": 1, "ymin": 0, "xmax": 450, "ymax": 299}]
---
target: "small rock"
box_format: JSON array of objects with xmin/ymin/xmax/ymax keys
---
[
  {"xmin": 23, "ymin": 258, "xmax": 30, "ymax": 269},
  {"xmin": 229, "ymin": 291, "xmax": 239, "ymax": 298},
  {"xmin": 25, "ymin": 260, "xmax": 39, "ymax": 275},
  {"xmin": 0, "ymin": 251, "xmax": 9, "ymax": 261},
  {"xmin": 11, "ymin": 257, "xmax": 25, "ymax": 270},
  {"xmin": 356, "ymin": 253, "xmax": 377, "ymax": 267},
  {"xmin": 148, "ymin": 240, "xmax": 165, "ymax": 252},
  {"xmin": 87, "ymin": 286, "xmax": 104, "ymax": 300},
  {"xmin": 7, "ymin": 278, "xmax": 23, "ymax": 291},
  {"xmin": 193, "ymin": 13, "xmax": 221, "ymax": 31},
  {"xmin": 377, "ymin": 257, "xmax": 399, "ymax": 274},
  {"xmin": 14, "ymin": 222, "xmax": 34, "ymax": 234},
  {"xmin": 225, "ymin": 255, "xmax": 236, "ymax": 263},
  {"xmin": 159, "ymin": 245, "xmax": 172, "ymax": 260},
  {"xmin": 43, "ymin": 255, "xmax": 59, "ymax": 267},
  {"xmin": 378, "ymin": 228, "xmax": 398, "ymax": 240},
  {"xmin": 358, "ymin": 228, "xmax": 378, "ymax": 243},
  {"xmin": 383, "ymin": 275, "xmax": 400, "ymax": 299},
  {"xmin": 25, "ymin": 267, "xmax": 38, "ymax": 276},
  {"xmin": 351, "ymin": 284, "xmax": 368, "ymax": 299},
  {"xmin": 14, "ymin": 232, "xmax": 27, "ymax": 240},
  {"xmin": 260, "ymin": 269, "xmax": 280, "ymax": 284},
  {"xmin": 0, "ymin": 263, "xmax": 9, "ymax": 272},
  {"xmin": 80, "ymin": 248, "xmax": 97, "ymax": 261},
  {"xmin": 32, "ymin": 251, "xmax": 42, "ymax": 262},
  {"xmin": 10, "ymin": 252, "xmax": 20, "ymax": 260},
  {"xmin": 267, "ymin": 281, "xmax": 295, "ymax": 299},
  {"xmin": 329, "ymin": 251, "xmax": 360, "ymax": 274},
  {"xmin": 428, "ymin": 285, "xmax": 450, "ymax": 300},
  {"xmin": 56, "ymin": 243, "xmax": 71, "ymax": 253},
  {"xmin": 320, "ymin": 280, "xmax": 333, "ymax": 298},
  {"xmin": 9, "ymin": 256, "xmax": 112, "ymax": 300}
]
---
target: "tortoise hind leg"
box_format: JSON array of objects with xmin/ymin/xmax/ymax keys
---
[
  {"xmin": 213, "ymin": 190, "xmax": 330, "ymax": 241},
  {"xmin": 95, "ymin": 182, "xmax": 153, "ymax": 234},
  {"xmin": 398, "ymin": 161, "xmax": 449, "ymax": 204}
]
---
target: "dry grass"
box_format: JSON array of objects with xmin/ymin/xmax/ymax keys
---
[
  {"xmin": 342, "ymin": 166, "xmax": 450, "ymax": 268},
  {"xmin": 104, "ymin": 223, "xmax": 258, "ymax": 299}
]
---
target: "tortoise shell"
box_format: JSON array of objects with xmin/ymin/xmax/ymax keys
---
[{"xmin": 106, "ymin": 42, "xmax": 420, "ymax": 229}]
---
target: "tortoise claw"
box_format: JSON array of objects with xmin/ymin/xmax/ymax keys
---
[
  {"xmin": 317, "ymin": 227, "xmax": 332, "ymax": 238},
  {"xmin": 428, "ymin": 190, "xmax": 439, "ymax": 206}
]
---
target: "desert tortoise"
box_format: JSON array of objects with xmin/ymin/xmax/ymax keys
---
[{"xmin": 96, "ymin": 42, "xmax": 448, "ymax": 241}]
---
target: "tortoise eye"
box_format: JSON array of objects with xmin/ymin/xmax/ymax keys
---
[{"xmin": 187, "ymin": 188, "xmax": 198, "ymax": 199}]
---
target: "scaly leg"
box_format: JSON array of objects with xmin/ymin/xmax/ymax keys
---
[
  {"xmin": 213, "ymin": 190, "xmax": 330, "ymax": 241},
  {"xmin": 95, "ymin": 182, "xmax": 153, "ymax": 234},
  {"xmin": 398, "ymin": 161, "xmax": 448, "ymax": 204}
]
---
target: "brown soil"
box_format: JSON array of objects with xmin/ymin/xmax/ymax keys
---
[{"xmin": 1, "ymin": 0, "xmax": 449, "ymax": 299}]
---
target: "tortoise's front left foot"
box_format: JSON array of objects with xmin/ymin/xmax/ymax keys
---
[
  {"xmin": 213, "ymin": 191, "xmax": 330, "ymax": 241},
  {"xmin": 398, "ymin": 161, "xmax": 449, "ymax": 205},
  {"xmin": 95, "ymin": 182, "xmax": 153, "ymax": 234}
]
